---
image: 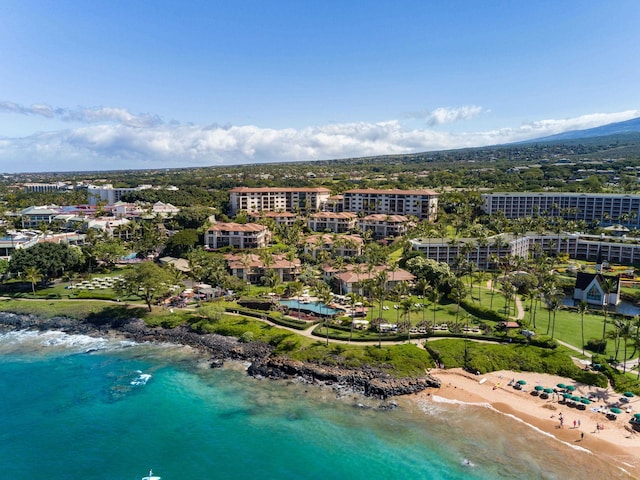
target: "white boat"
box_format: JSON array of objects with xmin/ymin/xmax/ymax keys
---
[{"xmin": 142, "ymin": 469, "xmax": 161, "ymax": 480}]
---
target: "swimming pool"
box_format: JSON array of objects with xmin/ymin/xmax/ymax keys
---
[{"xmin": 278, "ymin": 299, "xmax": 342, "ymax": 316}]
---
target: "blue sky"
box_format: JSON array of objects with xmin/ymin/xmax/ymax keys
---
[{"xmin": 1, "ymin": 1, "xmax": 639, "ymax": 173}]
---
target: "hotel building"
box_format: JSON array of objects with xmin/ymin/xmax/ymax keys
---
[
  {"xmin": 228, "ymin": 187, "xmax": 331, "ymax": 216},
  {"xmin": 481, "ymin": 192, "xmax": 640, "ymax": 227},
  {"xmin": 342, "ymin": 189, "xmax": 438, "ymax": 221}
]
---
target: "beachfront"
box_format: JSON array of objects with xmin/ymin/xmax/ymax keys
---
[{"xmin": 419, "ymin": 368, "xmax": 640, "ymax": 473}]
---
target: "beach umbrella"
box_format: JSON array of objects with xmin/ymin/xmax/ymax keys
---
[
  {"xmin": 610, "ymin": 407, "xmax": 623, "ymax": 414},
  {"xmin": 556, "ymin": 383, "xmax": 566, "ymax": 389},
  {"xmin": 624, "ymin": 392, "xmax": 635, "ymax": 398},
  {"xmin": 572, "ymin": 396, "xmax": 582, "ymax": 402},
  {"xmin": 517, "ymin": 380, "xmax": 527, "ymax": 385},
  {"xmin": 543, "ymin": 388, "xmax": 554, "ymax": 394},
  {"xmin": 534, "ymin": 385, "xmax": 544, "ymax": 391},
  {"xmin": 580, "ymin": 398, "xmax": 591, "ymax": 405},
  {"xmin": 565, "ymin": 385, "xmax": 576, "ymax": 391},
  {"xmin": 633, "ymin": 413, "xmax": 640, "ymax": 420}
]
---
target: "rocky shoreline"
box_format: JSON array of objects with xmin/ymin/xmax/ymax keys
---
[{"xmin": 0, "ymin": 312, "xmax": 441, "ymax": 398}]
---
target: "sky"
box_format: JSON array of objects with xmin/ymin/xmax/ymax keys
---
[{"xmin": 1, "ymin": 1, "xmax": 639, "ymax": 173}]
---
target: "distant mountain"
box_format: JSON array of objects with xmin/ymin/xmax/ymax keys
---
[{"xmin": 521, "ymin": 116, "xmax": 640, "ymax": 143}]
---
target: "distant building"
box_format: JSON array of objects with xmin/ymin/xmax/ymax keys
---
[
  {"xmin": 204, "ymin": 222, "xmax": 271, "ymax": 249},
  {"xmin": 573, "ymin": 272, "xmax": 620, "ymax": 307},
  {"xmin": 87, "ymin": 184, "xmax": 178, "ymax": 206},
  {"xmin": 22, "ymin": 182, "xmax": 72, "ymax": 193}
]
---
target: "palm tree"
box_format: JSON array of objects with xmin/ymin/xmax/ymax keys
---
[
  {"xmin": 618, "ymin": 319, "xmax": 633, "ymax": 373},
  {"xmin": 601, "ymin": 278, "xmax": 616, "ymax": 342},
  {"xmin": 415, "ymin": 278, "xmax": 430, "ymax": 324},
  {"xmin": 317, "ymin": 284, "xmax": 333, "ymax": 346},
  {"xmin": 450, "ymin": 281, "xmax": 467, "ymax": 328},
  {"xmin": 429, "ymin": 287, "xmax": 441, "ymax": 326},
  {"xmin": 24, "ymin": 266, "xmax": 42, "ymax": 294},
  {"xmin": 399, "ymin": 297, "xmax": 415, "ymax": 342},
  {"xmin": 549, "ymin": 297, "xmax": 562, "ymax": 339},
  {"xmin": 577, "ymin": 301, "xmax": 588, "ymax": 355}
]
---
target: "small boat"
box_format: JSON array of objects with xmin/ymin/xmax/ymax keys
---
[{"xmin": 142, "ymin": 469, "xmax": 161, "ymax": 480}]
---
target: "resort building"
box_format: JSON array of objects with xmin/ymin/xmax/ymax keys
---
[
  {"xmin": 248, "ymin": 211, "xmax": 298, "ymax": 227},
  {"xmin": 332, "ymin": 265, "xmax": 415, "ymax": 295},
  {"xmin": 19, "ymin": 206, "xmax": 62, "ymax": 229},
  {"xmin": 322, "ymin": 195, "xmax": 344, "ymax": 213},
  {"xmin": 224, "ymin": 252, "xmax": 301, "ymax": 284},
  {"xmin": 303, "ymin": 234, "xmax": 363, "ymax": 259},
  {"xmin": 409, "ymin": 233, "xmax": 528, "ymax": 269},
  {"xmin": 228, "ymin": 187, "xmax": 331, "ymax": 216},
  {"xmin": 411, "ymin": 231, "xmax": 640, "ymax": 269},
  {"xmin": 481, "ymin": 192, "xmax": 640, "ymax": 227},
  {"xmin": 307, "ymin": 212, "xmax": 358, "ymax": 233},
  {"xmin": 342, "ymin": 188, "xmax": 438, "ymax": 221},
  {"xmin": 358, "ymin": 214, "xmax": 411, "ymax": 239},
  {"xmin": 204, "ymin": 222, "xmax": 271, "ymax": 249}
]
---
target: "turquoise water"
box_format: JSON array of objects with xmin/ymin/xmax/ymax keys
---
[
  {"xmin": 278, "ymin": 299, "xmax": 341, "ymax": 316},
  {"xmin": 0, "ymin": 330, "xmax": 634, "ymax": 480}
]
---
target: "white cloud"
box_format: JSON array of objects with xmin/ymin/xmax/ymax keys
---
[
  {"xmin": 405, "ymin": 105, "xmax": 486, "ymax": 125},
  {"xmin": 0, "ymin": 101, "xmax": 162, "ymax": 127},
  {"xmin": 0, "ymin": 105, "xmax": 638, "ymax": 172}
]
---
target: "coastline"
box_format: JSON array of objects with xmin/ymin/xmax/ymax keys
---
[
  {"xmin": 417, "ymin": 368, "xmax": 640, "ymax": 476},
  {"xmin": 3, "ymin": 309, "xmax": 640, "ymax": 475}
]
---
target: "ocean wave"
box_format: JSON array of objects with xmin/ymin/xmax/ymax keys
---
[{"xmin": 0, "ymin": 329, "xmax": 137, "ymax": 355}]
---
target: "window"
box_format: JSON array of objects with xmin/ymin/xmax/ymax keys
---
[{"xmin": 586, "ymin": 285, "xmax": 601, "ymax": 303}]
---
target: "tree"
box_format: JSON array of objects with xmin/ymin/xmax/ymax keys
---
[
  {"xmin": 9, "ymin": 242, "xmax": 82, "ymax": 280},
  {"xmin": 317, "ymin": 283, "xmax": 333, "ymax": 346},
  {"xmin": 172, "ymin": 206, "xmax": 213, "ymax": 230},
  {"xmin": 601, "ymin": 278, "xmax": 616, "ymax": 342},
  {"xmin": 117, "ymin": 261, "xmax": 173, "ymax": 311},
  {"xmin": 24, "ymin": 266, "xmax": 42, "ymax": 294},
  {"xmin": 163, "ymin": 229, "xmax": 199, "ymax": 257},
  {"xmin": 93, "ymin": 238, "xmax": 127, "ymax": 268},
  {"xmin": 450, "ymin": 281, "xmax": 467, "ymax": 328}
]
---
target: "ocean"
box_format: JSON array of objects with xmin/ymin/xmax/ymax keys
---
[{"xmin": 0, "ymin": 329, "xmax": 634, "ymax": 480}]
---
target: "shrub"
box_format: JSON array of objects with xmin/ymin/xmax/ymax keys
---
[
  {"xmin": 527, "ymin": 335, "xmax": 558, "ymax": 349},
  {"xmin": 460, "ymin": 299, "xmax": 508, "ymax": 322},
  {"xmin": 586, "ymin": 338, "xmax": 607, "ymax": 354},
  {"xmin": 239, "ymin": 331, "xmax": 255, "ymax": 343}
]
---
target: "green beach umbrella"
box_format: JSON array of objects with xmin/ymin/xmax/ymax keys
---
[
  {"xmin": 624, "ymin": 392, "xmax": 635, "ymax": 398},
  {"xmin": 543, "ymin": 388, "xmax": 554, "ymax": 394},
  {"xmin": 534, "ymin": 385, "xmax": 544, "ymax": 391},
  {"xmin": 517, "ymin": 380, "xmax": 526, "ymax": 385},
  {"xmin": 556, "ymin": 383, "xmax": 566, "ymax": 389},
  {"xmin": 633, "ymin": 413, "xmax": 640, "ymax": 419},
  {"xmin": 580, "ymin": 398, "xmax": 591, "ymax": 404},
  {"xmin": 565, "ymin": 385, "xmax": 576, "ymax": 391},
  {"xmin": 610, "ymin": 407, "xmax": 622, "ymax": 414}
]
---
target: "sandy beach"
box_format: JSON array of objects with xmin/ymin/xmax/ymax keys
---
[{"xmin": 417, "ymin": 368, "xmax": 640, "ymax": 474}]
